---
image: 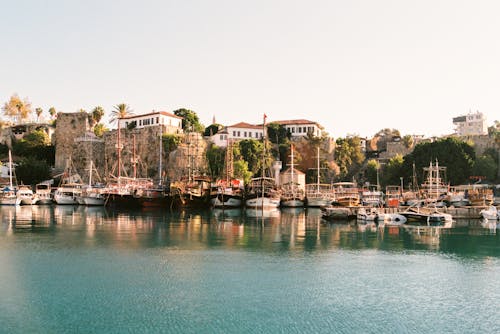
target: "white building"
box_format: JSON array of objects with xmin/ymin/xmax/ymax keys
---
[
  {"xmin": 210, "ymin": 122, "xmax": 264, "ymax": 147},
  {"xmin": 120, "ymin": 111, "xmax": 183, "ymax": 134},
  {"xmin": 273, "ymin": 119, "xmax": 323, "ymax": 138},
  {"xmin": 453, "ymin": 111, "xmax": 488, "ymax": 136}
]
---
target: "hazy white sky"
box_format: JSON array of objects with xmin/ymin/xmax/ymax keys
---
[{"xmin": 2, "ymin": 0, "xmax": 499, "ymax": 138}]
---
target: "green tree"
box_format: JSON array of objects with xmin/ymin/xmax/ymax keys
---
[
  {"xmin": 2, "ymin": 94, "xmax": 32, "ymax": 124},
  {"xmin": 48, "ymin": 107, "xmax": 57, "ymax": 119},
  {"xmin": 234, "ymin": 159, "xmax": 253, "ymax": 185},
  {"xmin": 204, "ymin": 123, "xmax": 223, "ymax": 137},
  {"xmin": 473, "ymin": 155, "xmax": 497, "ymax": 182},
  {"xmin": 22, "ymin": 129, "xmax": 50, "ymax": 147},
  {"xmin": 162, "ymin": 134, "xmax": 182, "ymax": 154},
  {"xmin": 111, "ymin": 103, "xmax": 133, "ymax": 124},
  {"xmin": 401, "ymin": 137, "xmax": 474, "ymax": 185},
  {"xmin": 365, "ymin": 159, "xmax": 380, "ymax": 186},
  {"xmin": 237, "ymin": 139, "xmax": 265, "ymax": 176},
  {"xmin": 15, "ymin": 157, "xmax": 51, "ymax": 185},
  {"xmin": 173, "ymin": 108, "xmax": 204, "ymax": 133},
  {"xmin": 334, "ymin": 136, "xmax": 364, "ymax": 180},
  {"xmin": 267, "ymin": 122, "xmax": 289, "ymax": 144},
  {"xmin": 382, "ymin": 154, "xmax": 404, "ymax": 186},
  {"xmin": 402, "ymin": 135, "xmax": 414, "ymax": 149},
  {"xmin": 93, "ymin": 123, "xmax": 108, "ymax": 137},
  {"xmin": 206, "ymin": 144, "xmax": 225, "ymax": 179},
  {"xmin": 90, "ymin": 106, "xmax": 105, "ymax": 126}
]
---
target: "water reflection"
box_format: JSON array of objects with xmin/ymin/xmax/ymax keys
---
[{"xmin": 0, "ymin": 206, "xmax": 499, "ymax": 257}]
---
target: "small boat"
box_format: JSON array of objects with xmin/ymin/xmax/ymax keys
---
[
  {"xmin": 17, "ymin": 185, "xmax": 35, "ymax": 205},
  {"xmin": 210, "ymin": 179, "xmax": 244, "ymax": 209},
  {"xmin": 321, "ymin": 205, "xmax": 352, "ymax": 221},
  {"xmin": 53, "ymin": 183, "xmax": 82, "ymax": 205},
  {"xmin": 0, "ymin": 186, "xmax": 21, "ymax": 206},
  {"xmin": 377, "ymin": 213, "xmax": 407, "ymax": 226},
  {"xmin": 480, "ymin": 206, "xmax": 499, "ymax": 221},
  {"xmin": 34, "ymin": 183, "xmax": 53, "ymax": 205},
  {"xmin": 356, "ymin": 207, "xmax": 378, "ymax": 222},
  {"xmin": 399, "ymin": 205, "xmax": 453, "ymax": 227}
]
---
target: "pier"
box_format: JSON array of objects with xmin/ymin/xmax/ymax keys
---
[{"xmin": 328, "ymin": 206, "xmax": 499, "ymax": 220}]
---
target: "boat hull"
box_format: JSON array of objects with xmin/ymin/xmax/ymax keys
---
[
  {"xmin": 245, "ymin": 196, "xmax": 280, "ymax": 210},
  {"xmin": 211, "ymin": 194, "xmax": 243, "ymax": 209}
]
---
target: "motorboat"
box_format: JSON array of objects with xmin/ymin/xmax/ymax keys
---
[{"xmin": 480, "ymin": 206, "xmax": 499, "ymax": 221}]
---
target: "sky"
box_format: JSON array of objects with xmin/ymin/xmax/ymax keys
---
[{"xmin": 1, "ymin": 0, "xmax": 499, "ymax": 138}]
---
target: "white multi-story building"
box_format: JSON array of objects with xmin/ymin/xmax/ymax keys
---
[
  {"xmin": 120, "ymin": 111, "xmax": 183, "ymax": 134},
  {"xmin": 453, "ymin": 111, "xmax": 488, "ymax": 136},
  {"xmin": 210, "ymin": 122, "xmax": 264, "ymax": 147},
  {"xmin": 273, "ymin": 119, "xmax": 323, "ymax": 138}
]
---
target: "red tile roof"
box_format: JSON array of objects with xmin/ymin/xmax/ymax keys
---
[
  {"xmin": 122, "ymin": 111, "xmax": 183, "ymax": 120},
  {"xmin": 227, "ymin": 122, "xmax": 263, "ymax": 129},
  {"xmin": 272, "ymin": 119, "xmax": 318, "ymax": 126}
]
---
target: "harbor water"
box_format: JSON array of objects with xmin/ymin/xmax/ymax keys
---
[{"xmin": 0, "ymin": 205, "xmax": 499, "ymax": 333}]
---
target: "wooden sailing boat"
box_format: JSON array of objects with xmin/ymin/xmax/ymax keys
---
[
  {"xmin": 245, "ymin": 114, "xmax": 281, "ymax": 209},
  {"xmin": 210, "ymin": 139, "xmax": 244, "ymax": 209},
  {"xmin": 280, "ymin": 144, "xmax": 305, "ymax": 207},
  {"xmin": 170, "ymin": 131, "xmax": 211, "ymax": 208},
  {"xmin": 104, "ymin": 128, "xmax": 153, "ymax": 208},
  {"xmin": 305, "ymin": 146, "xmax": 332, "ymax": 207},
  {"xmin": 76, "ymin": 160, "xmax": 105, "ymax": 206},
  {"xmin": 134, "ymin": 131, "xmax": 171, "ymax": 208},
  {"xmin": 0, "ymin": 150, "xmax": 21, "ymax": 206}
]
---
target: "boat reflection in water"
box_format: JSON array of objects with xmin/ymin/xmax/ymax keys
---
[{"xmin": 0, "ymin": 206, "xmax": 499, "ymax": 256}]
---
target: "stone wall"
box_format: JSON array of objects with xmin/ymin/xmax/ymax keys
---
[
  {"xmin": 54, "ymin": 113, "xmax": 91, "ymax": 170},
  {"xmin": 166, "ymin": 132, "xmax": 209, "ymax": 181},
  {"xmin": 103, "ymin": 127, "xmax": 209, "ymax": 183}
]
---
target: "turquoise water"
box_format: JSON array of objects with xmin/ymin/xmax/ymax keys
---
[{"xmin": 0, "ymin": 205, "xmax": 499, "ymax": 333}]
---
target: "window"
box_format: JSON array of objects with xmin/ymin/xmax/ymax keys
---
[
  {"xmin": 139, "ymin": 120, "xmax": 142, "ymax": 126},
  {"xmin": 237, "ymin": 131, "xmax": 240, "ymax": 137},
  {"xmin": 156, "ymin": 117, "xmax": 159, "ymax": 124},
  {"xmin": 292, "ymin": 128, "xmax": 295, "ymax": 133},
  {"xmin": 220, "ymin": 135, "xmax": 224, "ymax": 140},
  {"xmin": 244, "ymin": 131, "xmax": 247, "ymax": 137},
  {"xmin": 233, "ymin": 131, "xmax": 236, "ymax": 137},
  {"xmin": 298, "ymin": 127, "xmax": 302, "ymax": 133},
  {"xmin": 303, "ymin": 127, "xmax": 306, "ymax": 133}
]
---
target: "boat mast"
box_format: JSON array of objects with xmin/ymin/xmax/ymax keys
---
[
  {"xmin": 132, "ymin": 134, "xmax": 137, "ymax": 179},
  {"xmin": 262, "ymin": 114, "xmax": 267, "ymax": 208},
  {"xmin": 117, "ymin": 119, "xmax": 122, "ymax": 186},
  {"xmin": 316, "ymin": 146, "xmax": 320, "ymax": 192},
  {"xmin": 158, "ymin": 130, "xmax": 163, "ymax": 186},
  {"xmin": 8, "ymin": 150, "xmax": 13, "ymax": 188}
]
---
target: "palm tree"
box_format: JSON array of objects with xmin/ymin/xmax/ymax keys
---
[
  {"xmin": 2, "ymin": 93, "xmax": 32, "ymax": 124},
  {"xmin": 110, "ymin": 103, "xmax": 133, "ymax": 124},
  {"xmin": 48, "ymin": 107, "xmax": 57, "ymax": 119},
  {"xmin": 35, "ymin": 107, "xmax": 43, "ymax": 122},
  {"xmin": 91, "ymin": 106, "xmax": 105, "ymax": 125}
]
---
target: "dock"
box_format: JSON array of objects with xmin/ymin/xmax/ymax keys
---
[{"xmin": 324, "ymin": 206, "xmax": 498, "ymax": 220}]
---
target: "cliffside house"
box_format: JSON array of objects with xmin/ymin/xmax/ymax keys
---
[
  {"xmin": 210, "ymin": 122, "xmax": 264, "ymax": 147},
  {"xmin": 119, "ymin": 111, "xmax": 183, "ymax": 134},
  {"xmin": 273, "ymin": 119, "xmax": 324, "ymax": 139}
]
